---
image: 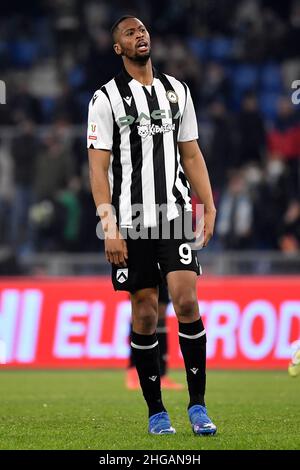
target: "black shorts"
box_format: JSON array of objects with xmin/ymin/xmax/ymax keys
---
[
  {"xmin": 158, "ymin": 279, "xmax": 169, "ymax": 304},
  {"xmin": 111, "ymin": 213, "xmax": 201, "ymax": 293}
]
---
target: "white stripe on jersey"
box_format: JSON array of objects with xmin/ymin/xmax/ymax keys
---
[
  {"xmin": 165, "ymin": 75, "xmax": 192, "ymax": 212},
  {"xmin": 128, "ymin": 80, "xmax": 157, "ymax": 227},
  {"xmin": 153, "ymin": 78, "xmax": 179, "ymax": 221},
  {"xmin": 105, "ymin": 79, "xmax": 133, "ymax": 227}
]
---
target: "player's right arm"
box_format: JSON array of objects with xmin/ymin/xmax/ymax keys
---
[{"xmin": 87, "ymin": 90, "xmax": 128, "ymax": 267}]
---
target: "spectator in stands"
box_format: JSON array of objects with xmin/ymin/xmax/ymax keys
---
[
  {"xmin": 205, "ymin": 99, "xmax": 238, "ymax": 195},
  {"xmin": 10, "ymin": 119, "xmax": 38, "ymax": 251},
  {"xmin": 78, "ymin": 163, "xmax": 104, "ymax": 252},
  {"xmin": 56, "ymin": 177, "xmax": 82, "ymax": 252},
  {"xmin": 216, "ymin": 170, "xmax": 254, "ymax": 249},
  {"xmin": 34, "ymin": 130, "xmax": 74, "ymax": 201},
  {"xmin": 267, "ymin": 96, "xmax": 300, "ymax": 195},
  {"xmin": 279, "ymin": 200, "xmax": 300, "ymax": 253},
  {"xmin": 53, "ymin": 83, "xmax": 82, "ymax": 124},
  {"xmin": 252, "ymin": 159, "xmax": 291, "ymax": 249},
  {"xmin": 236, "ymin": 92, "xmax": 266, "ymax": 167},
  {"xmin": 200, "ymin": 63, "xmax": 231, "ymax": 108},
  {"xmin": 0, "ymin": 140, "xmax": 13, "ymax": 245},
  {"xmin": 10, "ymin": 81, "xmax": 41, "ymax": 124}
]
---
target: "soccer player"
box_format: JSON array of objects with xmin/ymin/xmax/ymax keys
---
[
  {"xmin": 126, "ymin": 281, "xmax": 184, "ymax": 391},
  {"xmin": 88, "ymin": 16, "xmax": 217, "ymax": 435}
]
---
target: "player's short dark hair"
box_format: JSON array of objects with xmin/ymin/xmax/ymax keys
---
[{"xmin": 111, "ymin": 15, "xmax": 137, "ymax": 42}]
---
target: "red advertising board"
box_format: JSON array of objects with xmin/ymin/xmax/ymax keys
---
[{"xmin": 0, "ymin": 277, "xmax": 299, "ymax": 369}]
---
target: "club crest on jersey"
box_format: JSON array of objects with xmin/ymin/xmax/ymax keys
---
[
  {"xmin": 166, "ymin": 90, "xmax": 178, "ymax": 103},
  {"xmin": 91, "ymin": 123, "xmax": 96, "ymax": 133},
  {"xmin": 137, "ymin": 123, "xmax": 175, "ymax": 138},
  {"xmin": 116, "ymin": 268, "xmax": 128, "ymax": 283}
]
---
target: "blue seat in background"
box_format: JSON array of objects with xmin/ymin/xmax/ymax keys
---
[
  {"xmin": 68, "ymin": 66, "xmax": 86, "ymax": 89},
  {"xmin": 9, "ymin": 40, "xmax": 39, "ymax": 67},
  {"xmin": 260, "ymin": 63, "xmax": 282, "ymax": 92},
  {"xmin": 209, "ymin": 37, "xmax": 235, "ymax": 62},
  {"xmin": 187, "ymin": 37, "xmax": 209, "ymax": 61},
  {"xmin": 40, "ymin": 96, "xmax": 56, "ymax": 122},
  {"xmin": 259, "ymin": 91, "xmax": 280, "ymax": 122},
  {"xmin": 33, "ymin": 18, "xmax": 55, "ymax": 58},
  {"xmin": 76, "ymin": 91, "xmax": 92, "ymax": 120},
  {"xmin": 233, "ymin": 64, "xmax": 259, "ymax": 92}
]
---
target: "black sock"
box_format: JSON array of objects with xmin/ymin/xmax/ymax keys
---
[
  {"xmin": 178, "ymin": 318, "xmax": 206, "ymax": 408},
  {"xmin": 128, "ymin": 323, "xmax": 135, "ymax": 368},
  {"xmin": 131, "ymin": 331, "xmax": 166, "ymax": 417},
  {"xmin": 156, "ymin": 318, "xmax": 168, "ymax": 376},
  {"xmin": 129, "ymin": 321, "xmax": 167, "ymax": 376}
]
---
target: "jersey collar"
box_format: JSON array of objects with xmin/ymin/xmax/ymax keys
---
[{"xmin": 120, "ymin": 65, "xmax": 159, "ymax": 85}]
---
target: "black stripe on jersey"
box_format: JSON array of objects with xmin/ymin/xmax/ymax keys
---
[
  {"xmin": 182, "ymin": 81, "xmax": 188, "ymax": 114},
  {"xmin": 101, "ymin": 86, "xmax": 122, "ymax": 222},
  {"xmin": 179, "ymin": 83, "xmax": 191, "ymax": 201},
  {"xmin": 143, "ymin": 86, "xmax": 168, "ymax": 207},
  {"xmin": 179, "ymin": 167, "xmax": 191, "ymax": 200},
  {"xmin": 115, "ymin": 71, "xmax": 143, "ymax": 210},
  {"xmin": 157, "ymin": 73, "xmax": 185, "ymax": 207}
]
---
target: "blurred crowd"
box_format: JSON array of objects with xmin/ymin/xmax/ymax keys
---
[{"xmin": 0, "ymin": 0, "xmax": 300, "ymax": 257}]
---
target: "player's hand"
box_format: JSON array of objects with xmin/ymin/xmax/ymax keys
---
[
  {"xmin": 104, "ymin": 229, "xmax": 128, "ymax": 267},
  {"xmin": 203, "ymin": 208, "xmax": 216, "ymax": 247},
  {"xmin": 194, "ymin": 207, "xmax": 216, "ymax": 249}
]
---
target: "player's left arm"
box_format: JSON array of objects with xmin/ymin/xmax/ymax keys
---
[{"xmin": 179, "ymin": 139, "xmax": 216, "ymax": 247}]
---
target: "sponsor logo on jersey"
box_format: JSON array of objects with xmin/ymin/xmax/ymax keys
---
[
  {"xmin": 137, "ymin": 123, "xmax": 175, "ymax": 138},
  {"xmin": 118, "ymin": 109, "xmax": 181, "ymax": 126}
]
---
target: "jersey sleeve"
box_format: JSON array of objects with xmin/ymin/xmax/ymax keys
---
[
  {"xmin": 87, "ymin": 89, "xmax": 113, "ymax": 150},
  {"xmin": 178, "ymin": 84, "xmax": 199, "ymax": 142}
]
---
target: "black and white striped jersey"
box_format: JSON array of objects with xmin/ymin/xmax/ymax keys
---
[{"xmin": 87, "ymin": 67, "xmax": 198, "ymax": 228}]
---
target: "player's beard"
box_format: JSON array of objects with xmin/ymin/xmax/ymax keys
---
[
  {"xmin": 123, "ymin": 48, "xmax": 151, "ymax": 65},
  {"xmin": 132, "ymin": 50, "xmax": 151, "ymax": 64}
]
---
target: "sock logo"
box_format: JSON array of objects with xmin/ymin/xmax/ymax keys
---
[
  {"xmin": 190, "ymin": 368, "xmax": 198, "ymax": 375},
  {"xmin": 149, "ymin": 376, "xmax": 157, "ymax": 381}
]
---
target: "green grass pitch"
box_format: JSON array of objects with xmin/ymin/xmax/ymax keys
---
[{"xmin": 0, "ymin": 370, "xmax": 299, "ymax": 450}]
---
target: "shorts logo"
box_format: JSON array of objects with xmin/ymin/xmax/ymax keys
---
[
  {"xmin": 166, "ymin": 90, "xmax": 178, "ymax": 103},
  {"xmin": 116, "ymin": 268, "xmax": 128, "ymax": 283},
  {"xmin": 149, "ymin": 376, "xmax": 157, "ymax": 381},
  {"xmin": 91, "ymin": 123, "xmax": 96, "ymax": 132}
]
